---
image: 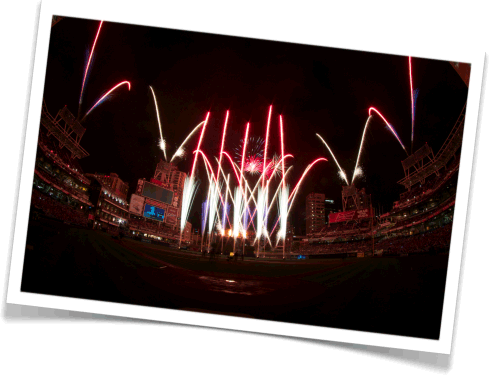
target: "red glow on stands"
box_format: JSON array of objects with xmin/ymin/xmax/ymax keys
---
[{"xmin": 190, "ymin": 112, "xmax": 210, "ymax": 179}]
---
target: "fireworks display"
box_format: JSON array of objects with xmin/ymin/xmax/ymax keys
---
[
  {"xmin": 150, "ymin": 86, "xmax": 167, "ymax": 161},
  {"xmin": 78, "ymin": 20, "xmax": 103, "ymax": 118},
  {"xmin": 81, "ymin": 81, "xmax": 131, "ymax": 121},
  {"xmin": 316, "ymin": 133, "xmax": 349, "ymax": 185},
  {"xmin": 186, "ymin": 107, "xmax": 330, "ymax": 255},
  {"xmin": 67, "ymin": 29, "xmax": 424, "ymax": 254},
  {"xmin": 170, "ymin": 121, "xmax": 205, "ymax": 162},
  {"xmin": 352, "ymin": 115, "xmax": 373, "ymax": 184}
]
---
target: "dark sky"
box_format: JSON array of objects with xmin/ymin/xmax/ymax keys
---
[{"xmin": 42, "ymin": 17, "xmax": 469, "ymax": 233}]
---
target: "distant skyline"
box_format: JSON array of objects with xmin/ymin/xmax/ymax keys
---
[{"xmin": 42, "ymin": 16, "xmax": 469, "ymax": 231}]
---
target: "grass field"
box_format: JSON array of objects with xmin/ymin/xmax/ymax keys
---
[{"xmin": 21, "ymin": 218, "xmax": 449, "ymax": 339}]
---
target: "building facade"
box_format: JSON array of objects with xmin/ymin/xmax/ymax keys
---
[
  {"xmin": 306, "ymin": 193, "xmax": 326, "ymax": 235},
  {"xmin": 86, "ymin": 173, "xmax": 130, "ymax": 233}
]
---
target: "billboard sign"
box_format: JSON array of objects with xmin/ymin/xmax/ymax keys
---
[
  {"xmin": 129, "ymin": 194, "xmax": 145, "ymax": 215},
  {"xmin": 142, "ymin": 181, "xmax": 173, "ymax": 205},
  {"xmin": 329, "ymin": 207, "xmax": 373, "ymax": 223},
  {"xmin": 143, "ymin": 204, "xmax": 165, "ymax": 222},
  {"xmin": 166, "ymin": 206, "xmax": 179, "ymax": 224}
]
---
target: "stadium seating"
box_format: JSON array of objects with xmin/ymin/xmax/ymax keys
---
[{"xmin": 31, "ymin": 189, "xmax": 89, "ymax": 227}]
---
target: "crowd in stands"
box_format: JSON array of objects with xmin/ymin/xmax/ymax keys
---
[
  {"xmin": 394, "ymin": 156, "xmax": 459, "ymax": 211},
  {"xmin": 315, "ymin": 220, "xmax": 372, "ymax": 238},
  {"xmin": 31, "ymin": 189, "xmax": 89, "ymax": 227},
  {"xmin": 388, "ymin": 204, "xmax": 453, "ymax": 232},
  {"xmin": 299, "ymin": 223, "xmax": 452, "ymax": 256},
  {"xmin": 34, "ymin": 167, "xmax": 89, "ymax": 204},
  {"xmin": 100, "ymin": 191, "xmax": 129, "ymax": 209},
  {"xmin": 37, "ymin": 129, "xmax": 89, "ymax": 185},
  {"xmin": 376, "ymin": 224, "xmax": 452, "ymax": 255},
  {"xmin": 128, "ymin": 216, "xmax": 179, "ymax": 238},
  {"xmin": 299, "ymin": 238, "xmax": 372, "ymax": 255}
]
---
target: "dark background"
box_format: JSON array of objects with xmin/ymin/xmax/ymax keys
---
[{"xmin": 41, "ymin": 17, "xmax": 468, "ymax": 234}]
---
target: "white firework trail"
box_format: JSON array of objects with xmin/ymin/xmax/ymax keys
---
[
  {"xmin": 277, "ymin": 185, "xmax": 290, "ymax": 242},
  {"xmin": 233, "ymin": 187, "xmax": 244, "ymax": 239},
  {"xmin": 179, "ymin": 176, "xmax": 199, "ymax": 247},
  {"xmin": 353, "ymin": 166, "xmax": 364, "ymax": 181},
  {"xmin": 316, "ymin": 133, "xmax": 348, "ymax": 185},
  {"xmin": 173, "ymin": 147, "xmax": 186, "ymax": 159},
  {"xmin": 255, "ymin": 186, "xmax": 266, "ymax": 241},
  {"xmin": 150, "ymin": 86, "xmax": 167, "ymax": 161},
  {"xmin": 159, "ymin": 138, "xmax": 166, "ymax": 153},
  {"xmin": 352, "ymin": 115, "xmax": 373, "ymax": 185},
  {"xmin": 207, "ymin": 179, "xmax": 222, "ymax": 240},
  {"xmin": 170, "ymin": 121, "xmax": 205, "ymax": 162}
]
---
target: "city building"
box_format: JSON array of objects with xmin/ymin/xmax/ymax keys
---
[
  {"xmin": 324, "ymin": 198, "xmax": 339, "ymax": 224},
  {"xmin": 306, "ymin": 193, "xmax": 325, "ymax": 235},
  {"xmin": 183, "ymin": 222, "xmax": 192, "ymax": 244},
  {"xmin": 89, "ymin": 172, "xmax": 129, "ymax": 201},
  {"xmin": 86, "ymin": 173, "xmax": 130, "ymax": 233},
  {"xmin": 126, "ymin": 160, "xmax": 186, "ymax": 241}
]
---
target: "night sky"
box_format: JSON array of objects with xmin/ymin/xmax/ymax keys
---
[{"xmin": 41, "ymin": 17, "xmax": 469, "ymax": 233}]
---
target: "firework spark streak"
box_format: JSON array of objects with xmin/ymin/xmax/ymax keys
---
[
  {"xmin": 277, "ymin": 115, "xmax": 288, "ymax": 255},
  {"xmin": 352, "ymin": 115, "xmax": 372, "ymax": 184},
  {"xmin": 221, "ymin": 174, "xmax": 231, "ymax": 231},
  {"xmin": 170, "ymin": 121, "xmax": 205, "ymax": 162},
  {"xmin": 288, "ymin": 158, "xmax": 328, "ymax": 214},
  {"xmin": 216, "ymin": 111, "xmax": 230, "ymax": 179},
  {"xmin": 234, "ymin": 136, "xmax": 264, "ymax": 160},
  {"xmin": 255, "ymin": 186, "xmax": 266, "ymax": 240},
  {"xmin": 150, "ymin": 86, "xmax": 167, "ymax": 161},
  {"xmin": 207, "ymin": 179, "xmax": 222, "ymax": 245},
  {"xmin": 368, "ymin": 107, "xmax": 407, "ymax": 153},
  {"xmin": 82, "ymin": 81, "xmax": 131, "ymax": 121},
  {"xmin": 201, "ymin": 199, "xmax": 209, "ymax": 238},
  {"xmin": 263, "ymin": 105, "xmax": 273, "ymax": 186},
  {"xmin": 258, "ymin": 107, "xmax": 272, "ymax": 257},
  {"xmin": 233, "ymin": 187, "xmax": 245, "ymax": 252},
  {"xmin": 277, "ymin": 185, "xmax": 290, "ymax": 248},
  {"xmin": 78, "ymin": 20, "xmax": 103, "ymax": 117},
  {"xmin": 316, "ymin": 133, "xmax": 349, "ymax": 184},
  {"xmin": 190, "ymin": 112, "xmax": 210, "ymax": 179},
  {"xmin": 269, "ymin": 158, "xmax": 328, "ymax": 237},
  {"xmin": 194, "ymin": 151, "xmax": 234, "ymax": 230},
  {"xmin": 180, "ymin": 176, "xmax": 199, "ymax": 247}
]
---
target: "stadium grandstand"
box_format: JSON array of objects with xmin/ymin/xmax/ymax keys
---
[
  {"xmin": 30, "ymin": 102, "xmax": 190, "ymax": 243},
  {"xmin": 30, "ymin": 102, "xmax": 93, "ymax": 227},
  {"xmin": 297, "ymin": 103, "xmax": 465, "ymax": 259}
]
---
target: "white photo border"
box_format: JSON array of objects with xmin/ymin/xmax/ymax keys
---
[{"xmin": 7, "ymin": 0, "xmax": 485, "ymax": 355}]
